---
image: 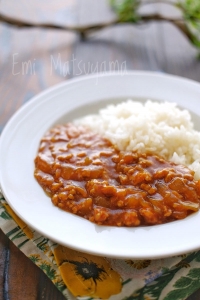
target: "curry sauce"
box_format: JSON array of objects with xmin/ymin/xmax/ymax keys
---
[{"xmin": 34, "ymin": 123, "xmax": 200, "ymax": 226}]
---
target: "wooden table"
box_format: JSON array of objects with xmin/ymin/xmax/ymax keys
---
[{"xmin": 0, "ymin": 1, "xmax": 200, "ymax": 299}]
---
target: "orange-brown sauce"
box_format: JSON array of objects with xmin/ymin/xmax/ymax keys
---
[{"xmin": 34, "ymin": 123, "xmax": 200, "ymax": 226}]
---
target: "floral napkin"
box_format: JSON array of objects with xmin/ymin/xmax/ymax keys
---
[{"xmin": 1, "ymin": 191, "xmax": 200, "ymax": 300}]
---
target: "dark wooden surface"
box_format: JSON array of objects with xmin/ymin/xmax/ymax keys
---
[{"xmin": 0, "ymin": 1, "xmax": 200, "ymax": 299}]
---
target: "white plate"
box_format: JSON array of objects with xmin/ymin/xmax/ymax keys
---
[{"xmin": 1, "ymin": 71, "xmax": 200, "ymax": 259}]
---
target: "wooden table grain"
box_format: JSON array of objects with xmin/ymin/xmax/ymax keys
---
[{"xmin": 0, "ymin": 1, "xmax": 200, "ymax": 299}]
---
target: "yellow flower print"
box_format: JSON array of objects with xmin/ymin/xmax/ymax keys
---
[
  {"xmin": 125, "ymin": 260, "xmax": 151, "ymax": 269},
  {"xmin": 175, "ymin": 260, "xmax": 190, "ymax": 268},
  {"xmin": 54, "ymin": 245, "xmax": 122, "ymax": 299}
]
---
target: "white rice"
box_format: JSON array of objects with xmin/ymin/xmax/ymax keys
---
[{"xmin": 76, "ymin": 100, "xmax": 200, "ymax": 180}]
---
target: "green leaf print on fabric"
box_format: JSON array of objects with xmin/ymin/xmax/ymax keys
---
[
  {"xmin": 194, "ymin": 251, "xmax": 200, "ymax": 262},
  {"xmin": 131, "ymin": 269, "xmax": 176, "ymax": 299},
  {"xmin": 6, "ymin": 226, "xmax": 20, "ymax": 237},
  {"xmin": 164, "ymin": 268, "xmax": 200, "ymax": 300},
  {"xmin": 17, "ymin": 239, "xmax": 30, "ymax": 249},
  {"xmin": 40, "ymin": 261, "xmax": 57, "ymax": 280},
  {"xmin": 0, "ymin": 211, "xmax": 11, "ymax": 220},
  {"xmin": 54, "ymin": 278, "xmax": 66, "ymax": 292},
  {"xmin": 35, "ymin": 238, "xmax": 49, "ymax": 253},
  {"xmin": 122, "ymin": 278, "xmax": 132, "ymax": 286},
  {"xmin": 11, "ymin": 230, "xmax": 26, "ymax": 241},
  {"xmin": 127, "ymin": 252, "xmax": 200, "ymax": 300},
  {"xmin": 189, "ymin": 268, "xmax": 200, "ymax": 279},
  {"xmin": 173, "ymin": 275, "xmax": 193, "ymax": 288},
  {"xmin": 29, "ymin": 254, "xmax": 41, "ymax": 264}
]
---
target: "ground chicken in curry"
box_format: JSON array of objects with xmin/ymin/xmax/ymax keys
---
[{"xmin": 34, "ymin": 123, "xmax": 200, "ymax": 226}]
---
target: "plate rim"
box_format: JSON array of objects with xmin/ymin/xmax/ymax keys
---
[{"xmin": 1, "ymin": 71, "xmax": 200, "ymax": 259}]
